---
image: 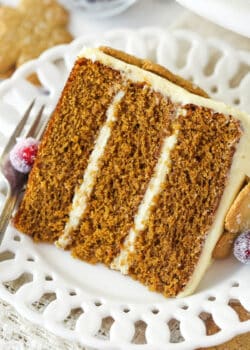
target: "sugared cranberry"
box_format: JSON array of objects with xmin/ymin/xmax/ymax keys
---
[
  {"xmin": 9, "ymin": 137, "xmax": 39, "ymax": 174},
  {"xmin": 233, "ymin": 231, "xmax": 250, "ymax": 264}
]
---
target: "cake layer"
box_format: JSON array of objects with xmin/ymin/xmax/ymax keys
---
[
  {"xmin": 58, "ymin": 90, "xmax": 125, "ymax": 248},
  {"xmin": 70, "ymin": 82, "xmax": 174, "ymax": 265},
  {"xmin": 14, "ymin": 58, "xmax": 123, "ymax": 241},
  {"xmin": 111, "ymin": 129, "xmax": 179, "ymax": 273},
  {"xmin": 127, "ymin": 105, "xmax": 242, "ymax": 297}
]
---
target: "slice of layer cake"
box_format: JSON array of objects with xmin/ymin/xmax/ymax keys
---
[{"xmin": 13, "ymin": 47, "xmax": 250, "ymax": 297}]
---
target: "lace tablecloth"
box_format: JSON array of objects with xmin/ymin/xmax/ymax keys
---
[{"xmin": 0, "ymin": 299, "xmax": 85, "ymax": 350}]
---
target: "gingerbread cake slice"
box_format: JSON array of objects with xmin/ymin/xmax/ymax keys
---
[{"xmin": 13, "ymin": 47, "xmax": 250, "ymax": 297}]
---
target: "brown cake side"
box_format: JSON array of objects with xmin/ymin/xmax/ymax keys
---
[
  {"xmin": 13, "ymin": 58, "xmax": 123, "ymax": 242},
  {"xmin": 127, "ymin": 106, "xmax": 241, "ymax": 296},
  {"xmin": 70, "ymin": 83, "xmax": 175, "ymax": 264}
]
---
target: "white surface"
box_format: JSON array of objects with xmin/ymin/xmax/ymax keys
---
[
  {"xmin": 0, "ymin": 29, "xmax": 250, "ymax": 349},
  {"xmin": 65, "ymin": 0, "xmax": 184, "ymax": 37},
  {"xmin": 66, "ymin": 0, "xmax": 138, "ymax": 18},
  {"xmin": 1, "ymin": 0, "xmax": 185, "ymax": 37},
  {"xmin": 176, "ymin": 0, "xmax": 250, "ymax": 38}
]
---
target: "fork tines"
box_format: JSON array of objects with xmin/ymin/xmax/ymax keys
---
[{"xmin": 0, "ymin": 100, "xmax": 47, "ymax": 239}]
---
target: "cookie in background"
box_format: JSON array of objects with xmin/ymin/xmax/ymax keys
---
[{"xmin": 0, "ymin": 0, "xmax": 73, "ymax": 83}]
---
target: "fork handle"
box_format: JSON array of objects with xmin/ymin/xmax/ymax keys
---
[{"xmin": 0, "ymin": 192, "xmax": 18, "ymax": 244}]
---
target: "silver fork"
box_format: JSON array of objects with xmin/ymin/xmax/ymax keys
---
[{"xmin": 0, "ymin": 101, "xmax": 46, "ymax": 243}]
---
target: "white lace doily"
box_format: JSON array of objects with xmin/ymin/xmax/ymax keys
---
[{"xmin": 0, "ymin": 29, "xmax": 250, "ymax": 350}]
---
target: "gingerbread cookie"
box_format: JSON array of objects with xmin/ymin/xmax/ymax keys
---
[
  {"xmin": 225, "ymin": 182, "xmax": 250, "ymax": 234},
  {"xmin": 212, "ymin": 230, "xmax": 238, "ymax": 259},
  {"xmin": 100, "ymin": 46, "xmax": 209, "ymax": 98},
  {"xmin": 0, "ymin": 0, "xmax": 72, "ymax": 79},
  {"xmin": 213, "ymin": 181, "xmax": 250, "ymax": 259}
]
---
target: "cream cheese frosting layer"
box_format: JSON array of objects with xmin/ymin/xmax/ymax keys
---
[{"xmin": 57, "ymin": 90, "xmax": 125, "ymax": 248}]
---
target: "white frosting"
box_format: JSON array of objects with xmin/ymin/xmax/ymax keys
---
[
  {"xmin": 57, "ymin": 90, "xmax": 125, "ymax": 248},
  {"xmin": 111, "ymin": 131, "xmax": 178, "ymax": 273},
  {"xmin": 61, "ymin": 48, "xmax": 250, "ymax": 297}
]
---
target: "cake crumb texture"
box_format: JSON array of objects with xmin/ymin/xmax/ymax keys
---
[
  {"xmin": 13, "ymin": 58, "xmax": 122, "ymax": 242},
  {"xmin": 71, "ymin": 82, "xmax": 174, "ymax": 264},
  {"xmin": 128, "ymin": 105, "xmax": 241, "ymax": 297}
]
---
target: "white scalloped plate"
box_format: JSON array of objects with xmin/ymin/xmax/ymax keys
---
[{"xmin": 0, "ymin": 29, "xmax": 250, "ymax": 350}]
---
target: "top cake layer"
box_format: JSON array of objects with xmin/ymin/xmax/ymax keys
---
[{"xmin": 14, "ymin": 47, "xmax": 250, "ymax": 297}]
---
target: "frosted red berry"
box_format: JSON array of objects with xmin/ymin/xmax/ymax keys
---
[
  {"xmin": 10, "ymin": 137, "xmax": 39, "ymax": 174},
  {"xmin": 233, "ymin": 231, "xmax": 250, "ymax": 264}
]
